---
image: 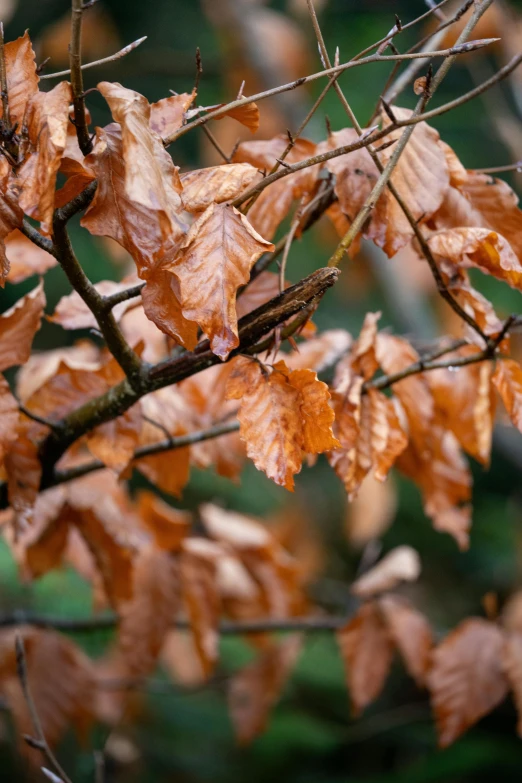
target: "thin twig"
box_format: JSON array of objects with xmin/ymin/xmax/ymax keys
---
[
  {"xmin": 69, "ymin": 0, "xmax": 92, "ymax": 155},
  {"xmin": 474, "ymin": 161, "xmax": 522, "ymax": 175},
  {"xmin": 102, "ymin": 282, "xmax": 145, "ymax": 310},
  {"xmin": 41, "ymin": 37, "xmax": 148, "ymax": 80},
  {"xmin": 0, "ymin": 22, "xmax": 11, "ymax": 128},
  {"xmin": 15, "ymin": 635, "xmax": 74, "ymax": 783}
]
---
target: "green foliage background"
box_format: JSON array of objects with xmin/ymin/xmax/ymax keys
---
[{"xmin": 2, "ymin": 0, "xmax": 522, "ymax": 780}]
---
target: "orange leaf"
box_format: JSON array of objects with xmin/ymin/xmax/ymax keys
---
[
  {"xmin": 0, "ymin": 281, "xmax": 45, "ymax": 371},
  {"xmin": 228, "ymin": 635, "xmax": 302, "ymax": 745},
  {"xmin": 5, "ymin": 229, "xmax": 57, "ymax": 284},
  {"xmin": 180, "ymin": 163, "xmax": 259, "ymax": 213},
  {"xmin": 17, "ymin": 81, "xmax": 72, "ymax": 233},
  {"xmin": 49, "ymin": 279, "xmax": 138, "ymax": 331},
  {"xmin": 427, "ymin": 618, "xmax": 508, "ymax": 747},
  {"xmin": 0, "ymin": 375, "xmax": 19, "ymax": 465},
  {"xmin": 167, "ymin": 204, "xmax": 274, "ymax": 359},
  {"xmin": 86, "ymin": 403, "xmax": 142, "ymax": 474},
  {"xmin": 337, "ymin": 601, "xmax": 394, "ymax": 715},
  {"xmin": 116, "ymin": 545, "xmax": 180, "ymax": 677},
  {"xmin": 3, "ymin": 31, "xmax": 39, "ymax": 127},
  {"xmin": 379, "ymin": 594, "xmax": 433, "ymax": 687},
  {"xmin": 137, "ymin": 490, "xmax": 190, "ymax": 551},
  {"xmin": 149, "ymin": 92, "xmax": 195, "ymax": 138},
  {"xmin": 4, "ymin": 430, "xmax": 42, "ymax": 529},
  {"xmin": 492, "ymin": 359, "xmax": 522, "ymax": 433},
  {"xmin": 141, "ymin": 267, "xmax": 198, "ymax": 350},
  {"xmin": 216, "ymin": 101, "xmax": 260, "ymax": 133}
]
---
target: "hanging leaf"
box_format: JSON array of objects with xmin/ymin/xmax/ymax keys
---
[
  {"xmin": 149, "ymin": 91, "xmax": 195, "ymax": 138},
  {"xmin": 3, "ymin": 31, "xmax": 39, "ymax": 127},
  {"xmin": 0, "ymin": 281, "xmax": 45, "ymax": 371},
  {"xmin": 379, "ymin": 594, "xmax": 433, "ymax": 687},
  {"xmin": 180, "ymin": 163, "xmax": 259, "ymax": 213},
  {"xmin": 351, "ymin": 546, "xmax": 421, "ymax": 598},
  {"xmin": 492, "ymin": 359, "xmax": 522, "ymax": 433}
]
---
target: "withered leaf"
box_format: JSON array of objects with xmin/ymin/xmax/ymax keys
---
[
  {"xmin": 0, "ymin": 375, "xmax": 19, "ymax": 465},
  {"xmin": 180, "ymin": 163, "xmax": 259, "ymax": 213},
  {"xmin": 216, "ymin": 100, "xmax": 260, "ymax": 133},
  {"xmin": 5, "ymin": 229, "xmax": 57, "ymax": 284},
  {"xmin": 137, "ymin": 491, "xmax": 190, "ymax": 551},
  {"xmin": 502, "ymin": 631, "xmax": 522, "ymax": 737},
  {"xmin": 427, "ymin": 618, "xmax": 508, "ymax": 747},
  {"xmin": 150, "ymin": 92, "xmax": 195, "ymax": 138},
  {"xmin": 17, "ymin": 81, "xmax": 72, "ymax": 233},
  {"xmin": 167, "ymin": 204, "xmax": 274, "ymax": 359},
  {"xmin": 0, "ymin": 281, "xmax": 45, "ymax": 371},
  {"xmin": 3, "ymin": 31, "xmax": 39, "ymax": 127},
  {"xmin": 337, "ymin": 601, "xmax": 394, "ymax": 715},
  {"xmin": 49, "ymin": 280, "xmax": 138, "ymax": 331},
  {"xmin": 228, "ymin": 635, "xmax": 302, "ymax": 745},
  {"xmin": 379, "ymin": 594, "xmax": 433, "ymax": 687},
  {"xmin": 351, "ymin": 546, "xmax": 421, "ymax": 598},
  {"xmin": 492, "ymin": 359, "xmax": 522, "ymax": 433},
  {"xmin": 141, "ymin": 267, "xmax": 198, "ymax": 350}
]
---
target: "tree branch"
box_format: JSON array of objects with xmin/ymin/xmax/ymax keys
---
[
  {"xmin": 40, "ymin": 37, "xmax": 147, "ymax": 80},
  {"xmin": 69, "ymin": 0, "xmax": 92, "ymax": 156}
]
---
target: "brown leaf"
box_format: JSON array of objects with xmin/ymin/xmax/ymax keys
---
[
  {"xmin": 25, "ymin": 502, "xmax": 72, "ymax": 578},
  {"xmin": 0, "ymin": 628, "xmax": 95, "ymax": 749},
  {"xmin": 286, "ymin": 367, "xmax": 339, "ymax": 453},
  {"xmin": 167, "ymin": 204, "xmax": 273, "ymax": 359},
  {"xmin": 0, "ymin": 164, "xmax": 24, "ymax": 286},
  {"xmin": 428, "ymin": 228, "xmax": 522, "ymax": 291},
  {"xmin": 85, "ymin": 403, "xmax": 142, "ymax": 473},
  {"xmin": 81, "ymin": 124, "xmax": 186, "ymax": 276},
  {"xmin": 5, "ymin": 229, "xmax": 57, "ymax": 284},
  {"xmin": 337, "ymin": 601, "xmax": 394, "ymax": 715},
  {"xmin": 49, "ymin": 279, "xmax": 138, "ymax": 331},
  {"xmin": 227, "ymin": 356, "xmax": 336, "ymax": 489},
  {"xmin": 149, "ymin": 92, "xmax": 195, "ymax": 138},
  {"xmin": 0, "ymin": 281, "xmax": 45, "ymax": 371},
  {"xmin": 180, "ymin": 163, "xmax": 259, "ymax": 212},
  {"xmin": 216, "ymin": 101, "xmax": 260, "ymax": 133},
  {"xmin": 4, "ymin": 429, "xmax": 42, "ymax": 530},
  {"xmin": 228, "ymin": 635, "xmax": 302, "ymax": 745},
  {"xmin": 427, "ymin": 618, "xmax": 508, "ymax": 747},
  {"xmin": 345, "ymin": 473, "xmax": 397, "ymax": 547},
  {"xmin": 492, "ymin": 359, "xmax": 522, "ymax": 433},
  {"xmin": 379, "ymin": 594, "xmax": 433, "ymax": 687},
  {"xmin": 17, "ymin": 81, "xmax": 72, "ymax": 233},
  {"xmin": 283, "ymin": 328, "xmax": 352, "ymax": 373},
  {"xmin": 502, "ymin": 631, "xmax": 522, "ymax": 737},
  {"xmin": 180, "ymin": 538, "xmax": 221, "ymax": 677},
  {"xmin": 351, "ymin": 546, "xmax": 421, "ymax": 598},
  {"xmin": 0, "ymin": 375, "xmax": 19, "ymax": 466},
  {"xmin": 137, "ymin": 490, "xmax": 190, "ymax": 551},
  {"xmin": 116, "ymin": 545, "xmax": 180, "ymax": 677},
  {"xmin": 141, "ymin": 267, "xmax": 198, "ymax": 349},
  {"xmin": 233, "ymin": 135, "xmax": 318, "ymax": 240},
  {"xmin": 428, "ymin": 347, "xmax": 494, "ymax": 466},
  {"xmin": 3, "ymin": 31, "xmax": 39, "ymax": 127}
]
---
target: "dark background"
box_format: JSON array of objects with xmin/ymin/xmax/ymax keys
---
[{"xmin": 2, "ymin": 0, "xmax": 522, "ymax": 780}]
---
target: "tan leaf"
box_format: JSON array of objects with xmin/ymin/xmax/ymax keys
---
[
  {"xmin": 345, "ymin": 473, "xmax": 397, "ymax": 547},
  {"xmin": 502, "ymin": 631, "xmax": 522, "ymax": 737},
  {"xmin": 0, "ymin": 281, "xmax": 45, "ymax": 371},
  {"xmin": 17, "ymin": 81, "xmax": 72, "ymax": 233},
  {"xmin": 3, "ymin": 31, "xmax": 39, "ymax": 127},
  {"xmin": 379, "ymin": 594, "xmax": 433, "ymax": 687},
  {"xmin": 149, "ymin": 92, "xmax": 195, "ymax": 138},
  {"xmin": 5, "ymin": 229, "xmax": 57, "ymax": 284},
  {"xmin": 49, "ymin": 280, "xmax": 138, "ymax": 331},
  {"xmin": 429, "ymin": 347, "xmax": 494, "ymax": 466},
  {"xmin": 81, "ymin": 124, "xmax": 186, "ymax": 276},
  {"xmin": 141, "ymin": 267, "xmax": 198, "ymax": 349},
  {"xmin": 180, "ymin": 163, "xmax": 259, "ymax": 212},
  {"xmin": 137, "ymin": 490, "xmax": 190, "ymax": 551},
  {"xmin": 427, "ymin": 618, "xmax": 508, "ymax": 747},
  {"xmin": 116, "ymin": 545, "xmax": 180, "ymax": 677},
  {"xmin": 428, "ymin": 228, "xmax": 522, "ymax": 291},
  {"xmin": 492, "ymin": 359, "xmax": 522, "ymax": 433},
  {"xmin": 351, "ymin": 546, "xmax": 421, "ymax": 598},
  {"xmin": 228, "ymin": 635, "xmax": 302, "ymax": 745},
  {"xmin": 180, "ymin": 538, "xmax": 221, "ymax": 677},
  {"xmin": 0, "ymin": 628, "xmax": 95, "ymax": 749},
  {"xmin": 216, "ymin": 101, "xmax": 260, "ymax": 133},
  {"xmin": 337, "ymin": 601, "xmax": 394, "ymax": 715},
  {"xmin": 168, "ymin": 204, "xmax": 273, "ymax": 359}
]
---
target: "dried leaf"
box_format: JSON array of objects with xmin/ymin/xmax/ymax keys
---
[
  {"xmin": 427, "ymin": 618, "xmax": 508, "ymax": 747},
  {"xmin": 228, "ymin": 635, "xmax": 302, "ymax": 744},
  {"xmin": 4, "ymin": 429, "xmax": 42, "ymax": 529},
  {"xmin": 5, "ymin": 230, "xmax": 57, "ymax": 284},
  {"xmin": 137, "ymin": 491, "xmax": 190, "ymax": 551},
  {"xmin": 502, "ymin": 631, "xmax": 522, "ymax": 736},
  {"xmin": 49, "ymin": 280, "xmax": 138, "ymax": 331},
  {"xmin": 379, "ymin": 594, "xmax": 433, "ymax": 686},
  {"xmin": 17, "ymin": 82, "xmax": 72, "ymax": 233},
  {"xmin": 180, "ymin": 163, "xmax": 259, "ymax": 212},
  {"xmin": 351, "ymin": 546, "xmax": 421, "ymax": 598},
  {"xmin": 337, "ymin": 601, "xmax": 394, "ymax": 715},
  {"xmin": 286, "ymin": 367, "xmax": 339, "ymax": 453},
  {"xmin": 0, "ymin": 281, "xmax": 45, "ymax": 371},
  {"xmin": 168, "ymin": 204, "xmax": 273, "ymax": 359},
  {"xmin": 141, "ymin": 267, "xmax": 198, "ymax": 349},
  {"xmin": 0, "ymin": 375, "xmax": 19, "ymax": 465},
  {"xmin": 492, "ymin": 359, "xmax": 522, "ymax": 433},
  {"xmin": 117, "ymin": 545, "xmax": 180, "ymax": 676},
  {"xmin": 217, "ymin": 101, "xmax": 260, "ymax": 133},
  {"xmin": 149, "ymin": 92, "xmax": 195, "ymax": 138},
  {"xmin": 3, "ymin": 31, "xmax": 39, "ymax": 127}
]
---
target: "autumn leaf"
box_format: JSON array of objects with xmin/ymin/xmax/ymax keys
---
[
  {"xmin": 149, "ymin": 91, "xmax": 195, "ymax": 138},
  {"xmin": 4, "ymin": 429, "xmax": 42, "ymax": 529},
  {"xmin": 0, "ymin": 375, "xmax": 19, "ymax": 466},
  {"xmin": 5, "ymin": 230, "xmax": 57, "ymax": 284},
  {"xmin": 180, "ymin": 163, "xmax": 259, "ymax": 213},
  {"xmin": 49, "ymin": 279, "xmax": 139, "ymax": 331},
  {"xmin": 141, "ymin": 267, "xmax": 198, "ymax": 350},
  {"xmin": 427, "ymin": 618, "xmax": 508, "ymax": 747},
  {"xmin": 17, "ymin": 81, "xmax": 72, "ymax": 233},
  {"xmin": 227, "ymin": 356, "xmax": 337, "ymax": 489},
  {"xmin": 228, "ymin": 635, "xmax": 302, "ymax": 745},
  {"xmin": 379, "ymin": 594, "xmax": 433, "ymax": 687},
  {"xmin": 216, "ymin": 100, "xmax": 260, "ymax": 133},
  {"xmin": 116, "ymin": 545, "xmax": 180, "ymax": 676},
  {"xmin": 337, "ymin": 601, "xmax": 394, "ymax": 715},
  {"xmin": 167, "ymin": 204, "xmax": 274, "ymax": 359},
  {"xmin": 0, "ymin": 160, "xmax": 24, "ymax": 286},
  {"xmin": 3, "ymin": 31, "xmax": 39, "ymax": 127},
  {"xmin": 492, "ymin": 359, "xmax": 522, "ymax": 433},
  {"xmin": 137, "ymin": 491, "xmax": 190, "ymax": 551},
  {"xmin": 502, "ymin": 631, "xmax": 522, "ymax": 737},
  {"xmin": 351, "ymin": 546, "xmax": 421, "ymax": 598},
  {"xmin": 0, "ymin": 282, "xmax": 45, "ymax": 372}
]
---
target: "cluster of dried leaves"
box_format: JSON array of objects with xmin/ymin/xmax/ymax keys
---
[{"xmin": 1, "ymin": 3, "xmax": 522, "ymax": 770}]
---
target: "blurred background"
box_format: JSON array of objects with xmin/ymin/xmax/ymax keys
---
[{"xmin": 3, "ymin": 0, "xmax": 522, "ymax": 780}]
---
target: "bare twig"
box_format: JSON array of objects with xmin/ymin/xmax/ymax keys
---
[
  {"xmin": 102, "ymin": 282, "xmax": 145, "ymax": 310},
  {"xmin": 40, "ymin": 37, "xmax": 147, "ymax": 80},
  {"xmin": 69, "ymin": 0, "xmax": 92, "ymax": 155},
  {"xmin": 474, "ymin": 161, "xmax": 522, "ymax": 175},
  {"xmin": 15, "ymin": 635, "xmax": 74, "ymax": 783},
  {"xmin": 0, "ymin": 23, "xmax": 10, "ymax": 128}
]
